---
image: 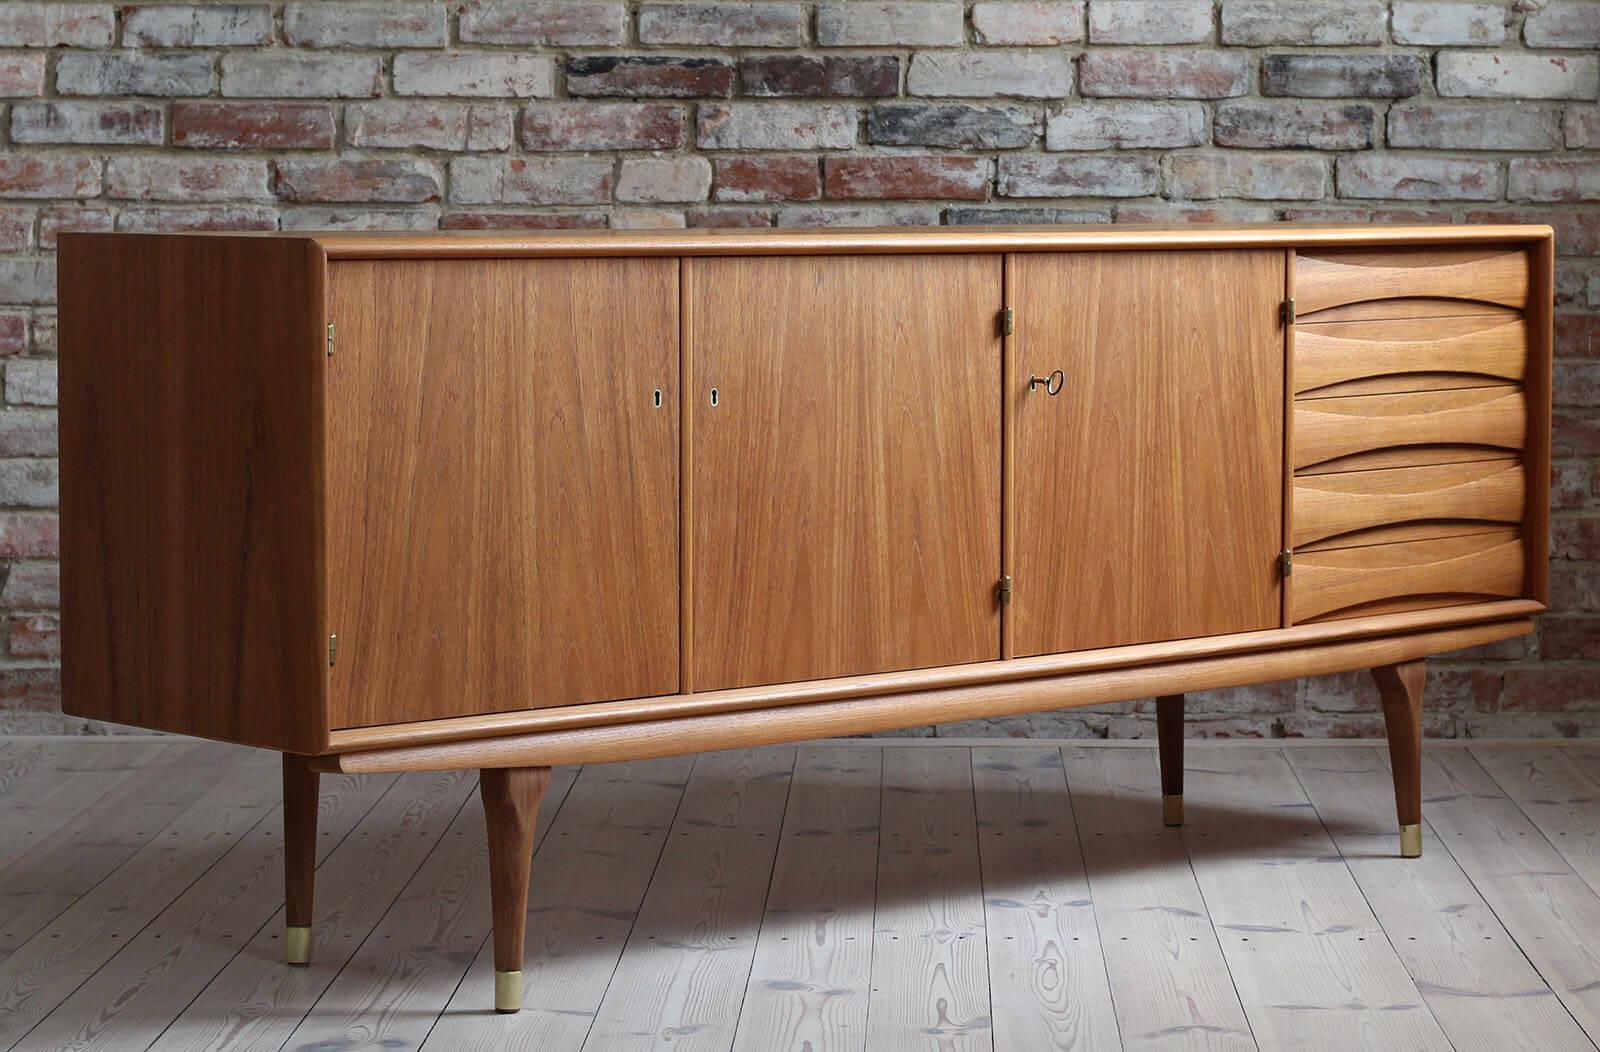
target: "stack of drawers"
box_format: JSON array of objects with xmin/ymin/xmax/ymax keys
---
[{"xmin": 1288, "ymin": 247, "xmax": 1533, "ymax": 623}]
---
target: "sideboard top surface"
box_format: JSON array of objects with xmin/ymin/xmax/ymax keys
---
[{"xmin": 64, "ymin": 222, "xmax": 1554, "ymax": 260}]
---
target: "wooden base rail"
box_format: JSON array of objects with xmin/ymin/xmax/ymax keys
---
[{"xmin": 313, "ymin": 618, "xmax": 1526, "ymax": 775}]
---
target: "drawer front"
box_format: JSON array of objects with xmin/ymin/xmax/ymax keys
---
[
  {"xmin": 1294, "ymin": 313, "xmax": 1527, "ymax": 398},
  {"xmin": 1295, "ymin": 247, "xmax": 1529, "ymax": 319},
  {"xmin": 1292, "ymin": 460, "xmax": 1524, "ymax": 550},
  {"xmin": 1293, "ymin": 385, "xmax": 1526, "ymax": 472},
  {"xmin": 1291, "ymin": 529, "xmax": 1525, "ymax": 623}
]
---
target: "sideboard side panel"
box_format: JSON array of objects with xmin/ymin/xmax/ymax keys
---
[
  {"xmin": 325, "ymin": 258, "xmax": 681, "ymax": 727},
  {"xmin": 59, "ymin": 234, "xmax": 329, "ymax": 752}
]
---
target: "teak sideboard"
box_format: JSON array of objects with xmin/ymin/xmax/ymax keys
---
[{"xmin": 59, "ymin": 223, "xmax": 1554, "ymax": 1013}]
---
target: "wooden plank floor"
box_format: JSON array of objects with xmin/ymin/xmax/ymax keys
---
[{"xmin": 2, "ymin": 739, "xmax": 1599, "ymax": 1051}]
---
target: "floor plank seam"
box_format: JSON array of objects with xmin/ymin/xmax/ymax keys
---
[
  {"xmin": 728, "ymin": 750, "xmax": 801, "ymax": 1047},
  {"xmin": 1283, "ymin": 745, "xmax": 1460, "ymax": 1050},
  {"xmin": 5, "ymin": 748, "xmax": 282, "ymax": 1052},
  {"xmin": 1055, "ymin": 745, "xmax": 1127, "ymax": 1052},
  {"xmin": 575, "ymin": 758, "xmax": 694, "ymax": 1052}
]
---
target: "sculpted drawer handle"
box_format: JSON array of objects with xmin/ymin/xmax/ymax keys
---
[{"xmin": 1029, "ymin": 369, "xmax": 1065, "ymax": 396}]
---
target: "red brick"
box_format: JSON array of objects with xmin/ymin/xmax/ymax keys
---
[
  {"xmin": 0, "ymin": 4, "xmax": 114, "ymax": 47},
  {"xmin": 106, "ymin": 156, "xmax": 269, "ymax": 202},
  {"xmin": 38, "ymin": 206, "xmax": 114, "ymax": 248},
  {"xmin": 114, "ymin": 206, "xmax": 280, "ymax": 233},
  {"xmin": 1553, "ymin": 515, "xmax": 1600, "ymax": 559},
  {"xmin": 1554, "ymin": 409, "xmax": 1600, "ymax": 457},
  {"xmin": 283, "ymin": 2, "xmax": 447, "ymax": 47},
  {"xmin": 0, "ymin": 54, "xmax": 46, "ymax": 96},
  {"xmin": 521, "ymin": 103, "xmax": 686, "ymax": 151},
  {"xmin": 713, "ymin": 156, "xmax": 820, "ymax": 202},
  {"xmin": 1556, "ymin": 312, "xmax": 1600, "ymax": 359},
  {"xmin": 441, "ymin": 211, "xmax": 610, "ymax": 230},
  {"xmin": 0, "ymin": 668, "xmax": 61, "ymax": 714},
  {"xmin": 173, "ymin": 102, "xmax": 335, "ymax": 150},
  {"xmin": 8, "ymin": 613, "xmax": 58, "ymax": 658},
  {"xmin": 1080, "ymin": 50, "xmax": 1248, "ymax": 99},
  {"xmin": 739, "ymin": 54, "xmax": 900, "ymax": 97},
  {"xmin": 1552, "ymin": 460, "xmax": 1591, "ymax": 509},
  {"xmin": 0, "ymin": 315, "xmax": 26, "ymax": 356},
  {"xmin": 11, "ymin": 101, "xmax": 163, "ymax": 145},
  {"xmin": 824, "ymin": 156, "xmax": 990, "ymax": 201},
  {"xmin": 1540, "ymin": 615, "xmax": 1600, "ymax": 660},
  {"xmin": 689, "ymin": 207, "xmax": 775, "ymax": 227},
  {"xmin": 274, "ymin": 159, "xmax": 442, "ymax": 204},
  {"xmin": 460, "ymin": 0, "xmax": 626, "ymax": 45},
  {"xmin": 1502, "ymin": 667, "xmax": 1600, "ymax": 711},
  {"xmin": 639, "ymin": 3, "xmax": 805, "ymax": 46},
  {"xmin": 0, "ymin": 512, "xmax": 57, "ymax": 557},
  {"xmin": 0, "ymin": 156, "xmax": 101, "ymax": 199},
  {"xmin": 1466, "ymin": 208, "xmax": 1600, "ymax": 256},
  {"xmin": 0, "ymin": 208, "xmax": 31, "ymax": 252},
  {"xmin": 347, "ymin": 102, "xmax": 513, "ymax": 151}
]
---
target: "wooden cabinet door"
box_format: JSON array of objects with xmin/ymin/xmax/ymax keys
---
[
  {"xmin": 687, "ymin": 255, "xmax": 1002, "ymax": 692},
  {"xmin": 1010, "ymin": 250, "xmax": 1285, "ymax": 656},
  {"xmin": 326, "ymin": 258, "xmax": 679, "ymax": 728}
]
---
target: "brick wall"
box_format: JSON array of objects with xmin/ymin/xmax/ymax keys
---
[{"xmin": 0, "ymin": 0, "xmax": 1596, "ymax": 739}]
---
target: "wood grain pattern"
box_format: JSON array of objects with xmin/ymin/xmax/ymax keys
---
[
  {"xmin": 1416, "ymin": 748, "xmax": 1600, "ymax": 1043},
  {"xmin": 326, "ymin": 258, "xmax": 680, "ymax": 727},
  {"xmin": 1290, "ymin": 747, "xmax": 1594, "ymax": 1052},
  {"xmin": 1291, "ymin": 529, "xmax": 1525, "ymax": 623},
  {"xmin": 972, "ymin": 746, "xmax": 1120, "ymax": 1050},
  {"xmin": 1295, "ymin": 246, "xmax": 1530, "ymax": 317},
  {"xmin": 1180, "ymin": 746, "xmax": 1453, "ymax": 1049},
  {"xmin": 1294, "ymin": 314, "xmax": 1528, "ymax": 397},
  {"xmin": 1293, "ymin": 385, "xmax": 1527, "ymax": 471},
  {"xmin": 1065, "ymin": 746, "xmax": 1257, "ymax": 1050},
  {"xmin": 282, "ymin": 753, "xmax": 319, "ymax": 935},
  {"xmin": 582, "ymin": 747, "xmax": 794, "ymax": 1051},
  {"xmin": 1012, "ymin": 249, "xmax": 1283, "ymax": 655},
  {"xmin": 303, "ymin": 223, "xmax": 1553, "ymax": 260},
  {"xmin": 686, "ymin": 254, "xmax": 1001, "ymax": 691},
  {"xmin": 58, "ymin": 234, "xmax": 327, "ymax": 753},
  {"xmin": 732, "ymin": 746, "xmax": 880, "ymax": 1052},
  {"xmin": 327, "ymin": 618, "xmax": 1532, "ymax": 773},
  {"xmin": 1292, "ymin": 460, "xmax": 1525, "ymax": 549},
  {"xmin": 867, "ymin": 747, "xmax": 990, "ymax": 1051}
]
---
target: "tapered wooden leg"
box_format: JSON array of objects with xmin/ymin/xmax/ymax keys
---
[
  {"xmin": 282, "ymin": 753, "xmax": 320, "ymax": 965},
  {"xmin": 1156, "ymin": 693, "xmax": 1184, "ymax": 827},
  {"xmin": 1373, "ymin": 659, "xmax": 1425, "ymax": 859},
  {"xmin": 480, "ymin": 766, "xmax": 551, "ymax": 1013}
]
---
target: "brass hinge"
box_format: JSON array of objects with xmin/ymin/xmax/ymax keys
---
[
  {"xmin": 328, "ymin": 633, "xmax": 339, "ymax": 667},
  {"xmin": 1000, "ymin": 306, "xmax": 1014, "ymax": 336},
  {"xmin": 1280, "ymin": 298, "xmax": 1296, "ymax": 326},
  {"xmin": 1279, "ymin": 549, "xmax": 1293, "ymax": 577},
  {"xmin": 325, "ymin": 322, "xmax": 335, "ymax": 357},
  {"xmin": 996, "ymin": 574, "xmax": 1013, "ymax": 606}
]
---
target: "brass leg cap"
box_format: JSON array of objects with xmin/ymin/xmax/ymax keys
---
[
  {"xmin": 1399, "ymin": 823, "xmax": 1422, "ymax": 859},
  {"xmin": 285, "ymin": 925, "xmax": 312, "ymax": 966},
  {"xmin": 1162, "ymin": 794, "xmax": 1183, "ymax": 827},
  {"xmin": 495, "ymin": 970, "xmax": 523, "ymax": 1013}
]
